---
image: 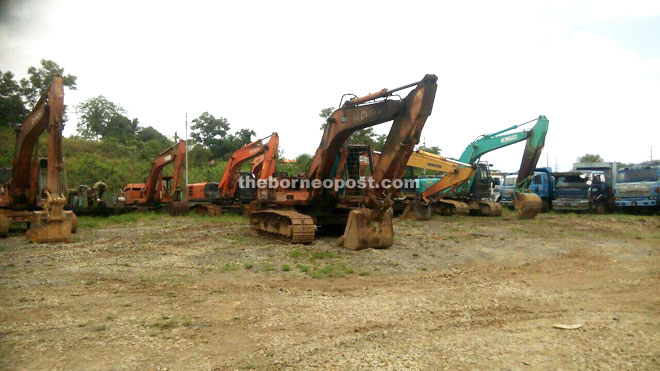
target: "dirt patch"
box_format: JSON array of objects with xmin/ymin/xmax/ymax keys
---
[{"xmin": 1, "ymin": 212, "xmax": 659, "ymax": 369}]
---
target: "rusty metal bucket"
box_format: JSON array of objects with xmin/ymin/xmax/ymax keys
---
[
  {"xmin": 401, "ymin": 199, "xmax": 431, "ymax": 220},
  {"xmin": 168, "ymin": 201, "xmax": 190, "ymax": 216},
  {"xmin": 0, "ymin": 213, "xmax": 9, "ymax": 237},
  {"xmin": 26, "ymin": 192, "xmax": 74, "ymax": 243},
  {"xmin": 341, "ymin": 206, "xmax": 393, "ymax": 250},
  {"xmin": 513, "ymin": 191, "xmax": 542, "ymax": 219}
]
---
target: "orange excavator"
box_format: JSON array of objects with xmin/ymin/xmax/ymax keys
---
[
  {"xmin": 250, "ymin": 74, "xmax": 438, "ymax": 249},
  {"xmin": 186, "ymin": 133, "xmax": 279, "ymax": 215},
  {"xmin": 117, "ymin": 140, "xmax": 188, "ymax": 214},
  {"xmin": 0, "ymin": 76, "xmax": 76, "ymax": 243}
]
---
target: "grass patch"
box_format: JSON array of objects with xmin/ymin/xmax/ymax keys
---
[
  {"xmin": 262, "ymin": 264, "xmax": 276, "ymax": 272},
  {"xmin": 148, "ymin": 318, "xmax": 179, "ymax": 330},
  {"xmin": 92, "ymin": 324, "xmax": 108, "ymax": 332},
  {"xmin": 78, "ymin": 211, "xmax": 247, "ymax": 231},
  {"xmin": 243, "ymin": 263, "xmax": 254, "ymax": 270},
  {"xmin": 310, "ymin": 263, "xmax": 354, "ymax": 279},
  {"xmin": 288, "ymin": 249, "xmax": 305, "ymax": 259},
  {"xmin": 78, "ymin": 212, "xmax": 165, "ymax": 229},
  {"xmin": 186, "ymin": 213, "xmax": 246, "ymax": 223},
  {"xmin": 310, "ymin": 251, "xmax": 338, "ymax": 260},
  {"xmin": 295, "ymin": 264, "xmax": 309, "ymax": 273},
  {"xmin": 281, "ymin": 264, "xmax": 291, "ymax": 272},
  {"xmin": 222, "ymin": 262, "xmax": 239, "ymax": 271}
]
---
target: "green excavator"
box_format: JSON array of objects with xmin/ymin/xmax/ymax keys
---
[{"xmin": 415, "ymin": 115, "xmax": 549, "ymax": 219}]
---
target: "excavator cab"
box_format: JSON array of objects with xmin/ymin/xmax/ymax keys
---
[
  {"xmin": 237, "ymin": 171, "xmax": 257, "ymax": 202},
  {"xmin": 470, "ymin": 162, "xmax": 493, "ymax": 200}
]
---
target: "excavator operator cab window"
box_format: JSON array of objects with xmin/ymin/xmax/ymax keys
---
[{"xmin": 162, "ymin": 176, "xmax": 173, "ymax": 193}]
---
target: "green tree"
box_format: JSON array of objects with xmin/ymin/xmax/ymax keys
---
[
  {"xmin": 188, "ymin": 144, "xmax": 213, "ymax": 167},
  {"xmin": 348, "ymin": 127, "xmax": 378, "ymax": 146},
  {"xmin": 190, "ymin": 112, "xmax": 230, "ymax": 146},
  {"xmin": 578, "ymin": 153, "xmax": 604, "ymax": 163},
  {"xmin": 19, "ymin": 59, "xmax": 77, "ymax": 107},
  {"xmin": 295, "ymin": 153, "xmax": 313, "ymax": 171},
  {"xmin": 137, "ymin": 126, "xmax": 169, "ymax": 145},
  {"xmin": 419, "ymin": 145, "xmax": 441, "ymax": 155},
  {"xmin": 103, "ymin": 115, "xmax": 140, "ymax": 143},
  {"xmin": 0, "ymin": 70, "xmax": 28, "ymax": 126},
  {"xmin": 190, "ymin": 112, "xmax": 255, "ymax": 159},
  {"xmin": 75, "ymin": 96, "xmax": 127, "ymax": 140},
  {"xmin": 319, "ymin": 107, "xmax": 335, "ymax": 130},
  {"xmin": 1, "ymin": 60, "xmax": 76, "ymax": 125},
  {"xmin": 373, "ymin": 134, "xmax": 387, "ymax": 151}
]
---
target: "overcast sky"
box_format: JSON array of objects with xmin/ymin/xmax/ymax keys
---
[{"xmin": 1, "ymin": 0, "xmax": 659, "ymax": 172}]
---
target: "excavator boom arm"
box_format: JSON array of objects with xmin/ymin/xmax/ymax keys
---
[
  {"xmin": 306, "ymin": 75, "xmax": 438, "ymax": 190},
  {"xmin": 404, "ymin": 150, "xmax": 476, "ymax": 200},
  {"xmin": 457, "ymin": 115, "xmax": 549, "ymax": 219},
  {"xmin": 458, "ymin": 116, "xmax": 549, "ymax": 166},
  {"xmin": 218, "ymin": 133, "xmax": 278, "ymax": 198},
  {"xmin": 143, "ymin": 140, "xmax": 186, "ymax": 202},
  {"xmin": 8, "ymin": 77, "xmax": 65, "ymax": 204}
]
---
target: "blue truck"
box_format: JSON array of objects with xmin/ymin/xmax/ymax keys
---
[
  {"xmin": 614, "ymin": 165, "xmax": 660, "ymax": 212},
  {"xmin": 553, "ymin": 170, "xmax": 611, "ymax": 213},
  {"xmin": 500, "ymin": 167, "xmax": 554, "ymax": 212}
]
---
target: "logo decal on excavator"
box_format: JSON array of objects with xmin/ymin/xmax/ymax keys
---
[
  {"xmin": 500, "ymin": 134, "xmax": 518, "ymax": 143},
  {"xmin": 163, "ymin": 155, "xmax": 172, "ymax": 162}
]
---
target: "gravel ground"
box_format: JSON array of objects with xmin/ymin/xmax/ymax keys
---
[{"xmin": 1, "ymin": 211, "xmax": 659, "ymax": 370}]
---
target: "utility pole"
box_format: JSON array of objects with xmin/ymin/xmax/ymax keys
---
[{"xmin": 185, "ymin": 113, "xmax": 189, "ymax": 197}]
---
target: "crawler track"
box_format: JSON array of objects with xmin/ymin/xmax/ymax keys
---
[{"xmin": 249, "ymin": 209, "xmax": 315, "ymax": 244}]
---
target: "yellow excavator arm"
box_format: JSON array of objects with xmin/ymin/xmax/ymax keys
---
[{"xmin": 405, "ymin": 150, "xmax": 475, "ymax": 202}]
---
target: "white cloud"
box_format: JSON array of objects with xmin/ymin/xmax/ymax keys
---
[{"xmin": 1, "ymin": 0, "xmax": 659, "ymax": 171}]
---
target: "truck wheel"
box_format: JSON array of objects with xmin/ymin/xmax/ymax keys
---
[
  {"xmin": 595, "ymin": 203, "xmax": 606, "ymax": 214},
  {"xmin": 541, "ymin": 201, "xmax": 549, "ymax": 213}
]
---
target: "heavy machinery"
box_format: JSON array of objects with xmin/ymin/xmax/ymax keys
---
[
  {"xmin": 554, "ymin": 170, "xmax": 610, "ymax": 213},
  {"xmin": 0, "ymin": 77, "xmax": 76, "ymax": 242},
  {"xmin": 117, "ymin": 140, "xmax": 188, "ymax": 214},
  {"xmin": 396, "ymin": 150, "xmax": 476, "ymax": 219},
  {"xmin": 65, "ymin": 181, "xmax": 111, "ymax": 216},
  {"xmin": 615, "ymin": 164, "xmax": 660, "ymax": 212},
  {"xmin": 417, "ymin": 115, "xmax": 549, "ymax": 219},
  {"xmin": 500, "ymin": 167, "xmax": 554, "ymax": 212},
  {"xmin": 249, "ymin": 74, "xmax": 438, "ymax": 249},
  {"xmin": 186, "ymin": 133, "xmax": 279, "ymax": 215}
]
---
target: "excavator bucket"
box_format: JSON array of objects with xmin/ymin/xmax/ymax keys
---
[
  {"xmin": 168, "ymin": 201, "xmax": 190, "ymax": 216},
  {"xmin": 513, "ymin": 191, "xmax": 542, "ymax": 219},
  {"xmin": 0, "ymin": 214, "xmax": 9, "ymax": 237},
  {"xmin": 26, "ymin": 193, "xmax": 74, "ymax": 243},
  {"xmin": 401, "ymin": 199, "xmax": 431, "ymax": 220},
  {"xmin": 342, "ymin": 206, "xmax": 393, "ymax": 250}
]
